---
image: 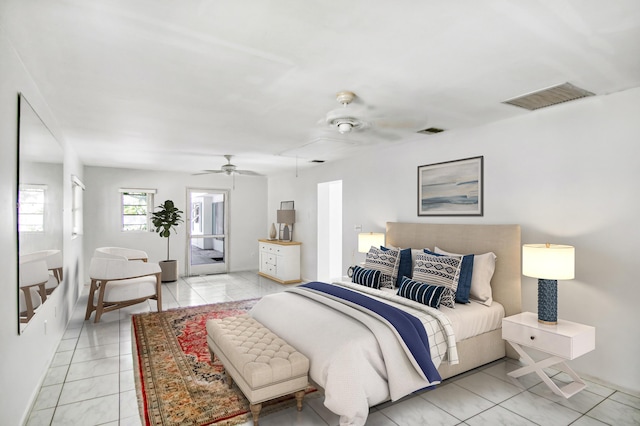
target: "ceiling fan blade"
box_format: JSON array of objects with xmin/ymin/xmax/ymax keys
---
[
  {"xmin": 370, "ymin": 114, "xmax": 428, "ymax": 130},
  {"xmin": 235, "ymin": 169, "xmax": 262, "ymax": 176},
  {"xmin": 192, "ymin": 169, "xmax": 225, "ymax": 175}
]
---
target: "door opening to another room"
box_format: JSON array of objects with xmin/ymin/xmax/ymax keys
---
[
  {"xmin": 317, "ymin": 180, "xmax": 342, "ymax": 282},
  {"xmin": 186, "ymin": 188, "xmax": 229, "ymax": 275}
]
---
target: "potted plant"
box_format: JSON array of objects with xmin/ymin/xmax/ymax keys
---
[{"xmin": 152, "ymin": 199, "xmax": 184, "ymax": 282}]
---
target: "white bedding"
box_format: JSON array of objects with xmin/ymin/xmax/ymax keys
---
[
  {"xmin": 249, "ymin": 281, "xmax": 458, "ymax": 426},
  {"xmin": 375, "ymin": 283, "xmax": 505, "ymax": 341},
  {"xmin": 440, "ymin": 300, "xmax": 505, "ymax": 341}
]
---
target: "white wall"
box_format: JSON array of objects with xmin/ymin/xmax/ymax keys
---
[
  {"xmin": 83, "ymin": 167, "xmax": 267, "ymax": 278},
  {"xmin": 0, "ymin": 30, "xmax": 85, "ymax": 425},
  {"xmin": 268, "ymin": 87, "xmax": 640, "ymax": 395}
]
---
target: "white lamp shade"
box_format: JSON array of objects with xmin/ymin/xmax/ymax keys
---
[
  {"xmin": 358, "ymin": 232, "xmax": 385, "ymax": 253},
  {"xmin": 522, "ymin": 244, "xmax": 575, "ymax": 280}
]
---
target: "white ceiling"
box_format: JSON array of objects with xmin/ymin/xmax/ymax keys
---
[{"xmin": 3, "ymin": 0, "xmax": 640, "ymax": 176}]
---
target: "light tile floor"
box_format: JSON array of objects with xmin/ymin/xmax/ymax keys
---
[{"xmin": 26, "ymin": 272, "xmax": 640, "ymax": 426}]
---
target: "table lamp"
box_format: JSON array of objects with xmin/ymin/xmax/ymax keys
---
[
  {"xmin": 358, "ymin": 232, "xmax": 385, "ymax": 253},
  {"xmin": 522, "ymin": 243, "xmax": 575, "ymax": 324},
  {"xmin": 347, "ymin": 232, "xmax": 385, "ymax": 277},
  {"xmin": 276, "ymin": 209, "xmax": 295, "ymax": 242}
]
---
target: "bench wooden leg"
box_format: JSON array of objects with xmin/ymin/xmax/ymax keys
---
[
  {"xmin": 226, "ymin": 371, "xmax": 233, "ymax": 389},
  {"xmin": 250, "ymin": 403, "xmax": 262, "ymax": 425},
  {"xmin": 295, "ymin": 390, "xmax": 305, "ymax": 411}
]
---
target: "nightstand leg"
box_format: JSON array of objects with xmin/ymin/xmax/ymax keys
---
[{"xmin": 506, "ymin": 341, "xmax": 587, "ymax": 398}]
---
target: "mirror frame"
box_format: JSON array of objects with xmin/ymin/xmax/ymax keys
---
[{"xmin": 17, "ymin": 93, "xmax": 65, "ymax": 334}]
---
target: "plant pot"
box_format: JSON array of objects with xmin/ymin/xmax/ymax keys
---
[{"xmin": 159, "ymin": 260, "xmax": 178, "ymax": 282}]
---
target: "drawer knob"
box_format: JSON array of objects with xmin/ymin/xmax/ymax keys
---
[{"xmin": 530, "ymin": 336, "xmax": 535, "ymax": 340}]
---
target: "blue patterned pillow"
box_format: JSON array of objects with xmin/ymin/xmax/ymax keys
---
[
  {"xmin": 381, "ymin": 246, "xmax": 412, "ymax": 287},
  {"xmin": 424, "ymin": 249, "xmax": 474, "ymax": 304},
  {"xmin": 413, "ymin": 252, "xmax": 461, "ymax": 308},
  {"xmin": 397, "ymin": 277, "xmax": 446, "ymax": 308},
  {"xmin": 364, "ymin": 246, "xmax": 400, "ymax": 289},
  {"xmin": 351, "ymin": 265, "xmax": 382, "ymax": 289}
]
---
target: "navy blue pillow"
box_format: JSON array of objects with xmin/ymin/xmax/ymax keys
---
[
  {"xmin": 381, "ymin": 246, "xmax": 412, "ymax": 287},
  {"xmin": 456, "ymin": 254, "xmax": 474, "ymax": 303},
  {"xmin": 397, "ymin": 276, "xmax": 446, "ymax": 308},
  {"xmin": 424, "ymin": 249, "xmax": 474, "ymax": 304},
  {"xmin": 351, "ymin": 265, "xmax": 382, "ymax": 289}
]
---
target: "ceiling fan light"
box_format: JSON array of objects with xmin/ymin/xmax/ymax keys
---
[{"xmin": 337, "ymin": 122, "xmax": 352, "ymax": 133}]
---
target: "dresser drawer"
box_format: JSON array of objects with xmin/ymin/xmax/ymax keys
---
[
  {"xmin": 503, "ymin": 321, "xmax": 571, "ymax": 358},
  {"xmin": 264, "ymin": 253, "xmax": 277, "ymax": 265},
  {"xmin": 259, "ymin": 243, "xmax": 272, "ymax": 252},
  {"xmin": 262, "ymin": 264, "xmax": 276, "ymax": 276}
]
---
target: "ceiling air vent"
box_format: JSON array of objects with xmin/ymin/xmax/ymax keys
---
[
  {"xmin": 502, "ymin": 82, "xmax": 594, "ymax": 111},
  {"xmin": 310, "ymin": 160, "xmax": 325, "ymax": 163},
  {"xmin": 417, "ymin": 127, "xmax": 445, "ymax": 135}
]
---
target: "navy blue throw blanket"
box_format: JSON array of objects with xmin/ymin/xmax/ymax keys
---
[{"xmin": 299, "ymin": 281, "xmax": 441, "ymax": 383}]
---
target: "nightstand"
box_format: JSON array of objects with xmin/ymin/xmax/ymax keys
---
[{"xmin": 502, "ymin": 312, "xmax": 595, "ymax": 398}]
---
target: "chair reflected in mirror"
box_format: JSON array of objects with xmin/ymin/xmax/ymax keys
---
[
  {"xmin": 18, "ymin": 259, "xmax": 49, "ymax": 323},
  {"xmin": 20, "ymin": 249, "xmax": 63, "ymax": 296}
]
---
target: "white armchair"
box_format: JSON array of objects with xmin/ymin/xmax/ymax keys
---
[
  {"xmin": 94, "ymin": 247, "xmax": 149, "ymax": 262},
  {"xmin": 19, "ymin": 259, "xmax": 49, "ymax": 323},
  {"xmin": 20, "ymin": 249, "xmax": 63, "ymax": 294},
  {"xmin": 85, "ymin": 248, "xmax": 162, "ymax": 322}
]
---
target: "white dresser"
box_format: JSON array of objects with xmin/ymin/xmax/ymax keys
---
[{"xmin": 258, "ymin": 240, "xmax": 301, "ymax": 284}]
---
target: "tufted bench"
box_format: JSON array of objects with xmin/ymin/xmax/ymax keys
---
[{"xmin": 206, "ymin": 314, "xmax": 310, "ymax": 425}]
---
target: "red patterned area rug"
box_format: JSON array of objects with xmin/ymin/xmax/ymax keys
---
[{"xmin": 132, "ymin": 299, "xmax": 317, "ymax": 426}]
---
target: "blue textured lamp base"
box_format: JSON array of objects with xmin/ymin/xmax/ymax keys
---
[{"xmin": 538, "ymin": 279, "xmax": 558, "ymax": 324}]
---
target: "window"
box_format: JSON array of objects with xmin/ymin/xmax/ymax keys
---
[
  {"xmin": 120, "ymin": 188, "xmax": 156, "ymax": 232},
  {"xmin": 18, "ymin": 184, "xmax": 47, "ymax": 233},
  {"xmin": 71, "ymin": 175, "xmax": 85, "ymax": 237}
]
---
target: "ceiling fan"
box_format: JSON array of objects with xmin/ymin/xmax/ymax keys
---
[
  {"xmin": 321, "ymin": 91, "xmax": 427, "ymax": 137},
  {"xmin": 195, "ymin": 155, "xmax": 261, "ymax": 176},
  {"xmin": 281, "ymin": 91, "xmax": 429, "ymax": 163}
]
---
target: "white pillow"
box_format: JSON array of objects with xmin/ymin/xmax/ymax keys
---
[
  {"xmin": 411, "ymin": 248, "xmax": 428, "ymax": 271},
  {"xmin": 435, "ymin": 247, "xmax": 497, "ymax": 306}
]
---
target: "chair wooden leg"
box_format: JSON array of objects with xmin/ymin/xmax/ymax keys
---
[
  {"xmin": 295, "ymin": 390, "xmax": 305, "ymax": 411},
  {"xmin": 94, "ymin": 280, "xmax": 108, "ymax": 323},
  {"xmin": 85, "ymin": 280, "xmax": 98, "ymax": 320},
  {"xmin": 155, "ymin": 272, "xmax": 162, "ymax": 312},
  {"xmin": 37, "ymin": 283, "xmax": 47, "ymax": 303},
  {"xmin": 250, "ymin": 403, "xmax": 262, "ymax": 425},
  {"xmin": 21, "ymin": 288, "xmax": 35, "ymax": 322}
]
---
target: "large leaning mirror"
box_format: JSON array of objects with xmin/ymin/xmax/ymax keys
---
[{"xmin": 17, "ymin": 93, "xmax": 64, "ymax": 333}]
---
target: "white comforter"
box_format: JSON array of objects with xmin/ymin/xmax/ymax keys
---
[{"xmin": 249, "ymin": 281, "xmax": 458, "ymax": 426}]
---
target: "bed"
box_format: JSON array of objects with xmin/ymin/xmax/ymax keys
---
[{"xmin": 250, "ymin": 222, "xmax": 521, "ymax": 425}]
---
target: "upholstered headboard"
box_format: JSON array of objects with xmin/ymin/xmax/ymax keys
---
[{"xmin": 386, "ymin": 222, "xmax": 522, "ymax": 317}]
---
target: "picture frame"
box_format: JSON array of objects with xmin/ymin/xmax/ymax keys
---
[
  {"xmin": 417, "ymin": 156, "xmax": 483, "ymax": 216},
  {"xmin": 280, "ymin": 200, "xmax": 294, "ymax": 210}
]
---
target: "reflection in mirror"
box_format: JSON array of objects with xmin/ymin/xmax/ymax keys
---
[{"xmin": 17, "ymin": 93, "xmax": 64, "ymax": 333}]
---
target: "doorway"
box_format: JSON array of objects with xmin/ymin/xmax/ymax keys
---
[
  {"xmin": 317, "ymin": 180, "xmax": 342, "ymax": 282},
  {"xmin": 186, "ymin": 188, "xmax": 229, "ymax": 275}
]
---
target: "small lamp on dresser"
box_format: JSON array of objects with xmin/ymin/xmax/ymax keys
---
[
  {"xmin": 522, "ymin": 243, "xmax": 575, "ymax": 324},
  {"xmin": 277, "ymin": 209, "xmax": 295, "ymax": 242}
]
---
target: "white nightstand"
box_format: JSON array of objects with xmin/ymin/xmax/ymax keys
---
[{"xmin": 502, "ymin": 312, "xmax": 595, "ymax": 398}]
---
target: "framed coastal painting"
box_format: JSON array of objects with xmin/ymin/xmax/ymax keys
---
[{"xmin": 417, "ymin": 156, "xmax": 483, "ymax": 216}]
